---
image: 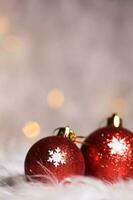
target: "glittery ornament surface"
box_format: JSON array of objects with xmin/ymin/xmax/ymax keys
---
[
  {"xmin": 25, "ymin": 136, "xmax": 85, "ymax": 183},
  {"xmin": 81, "ymin": 127, "xmax": 133, "ymax": 182}
]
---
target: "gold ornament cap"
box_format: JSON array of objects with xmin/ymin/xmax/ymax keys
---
[
  {"xmin": 54, "ymin": 126, "xmax": 76, "ymax": 141},
  {"xmin": 54, "ymin": 126, "xmax": 85, "ymax": 144},
  {"xmin": 107, "ymin": 113, "xmax": 123, "ymax": 128}
]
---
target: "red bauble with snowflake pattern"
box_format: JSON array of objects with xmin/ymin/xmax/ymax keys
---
[
  {"xmin": 25, "ymin": 127, "xmax": 85, "ymax": 183},
  {"xmin": 81, "ymin": 114, "xmax": 133, "ymax": 182}
]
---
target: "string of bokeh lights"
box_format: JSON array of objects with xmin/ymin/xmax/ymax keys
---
[
  {"xmin": 22, "ymin": 88, "xmax": 64, "ymax": 139},
  {"xmin": 0, "ymin": 17, "xmax": 128, "ymax": 140}
]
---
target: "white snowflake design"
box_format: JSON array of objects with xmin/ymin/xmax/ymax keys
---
[
  {"xmin": 107, "ymin": 137, "xmax": 128, "ymax": 155},
  {"xmin": 47, "ymin": 147, "xmax": 67, "ymax": 167}
]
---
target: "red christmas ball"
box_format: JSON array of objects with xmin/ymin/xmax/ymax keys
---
[
  {"xmin": 81, "ymin": 114, "xmax": 133, "ymax": 182},
  {"xmin": 25, "ymin": 127, "xmax": 85, "ymax": 184}
]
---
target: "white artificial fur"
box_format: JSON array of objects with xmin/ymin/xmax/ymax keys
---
[
  {"xmin": 1, "ymin": 173, "xmax": 133, "ymax": 200},
  {"xmin": 0, "ymin": 149, "xmax": 133, "ymax": 200}
]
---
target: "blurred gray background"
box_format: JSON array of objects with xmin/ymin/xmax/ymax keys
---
[{"xmin": 0, "ymin": 0, "xmax": 133, "ymax": 162}]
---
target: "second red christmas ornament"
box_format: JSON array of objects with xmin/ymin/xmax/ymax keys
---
[{"xmin": 81, "ymin": 114, "xmax": 133, "ymax": 182}]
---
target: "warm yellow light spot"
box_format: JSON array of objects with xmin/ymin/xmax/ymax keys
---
[
  {"xmin": 3, "ymin": 35, "xmax": 21, "ymax": 52},
  {"xmin": 47, "ymin": 88, "xmax": 64, "ymax": 109},
  {"xmin": 111, "ymin": 97, "xmax": 128, "ymax": 116},
  {"xmin": 0, "ymin": 17, "xmax": 10, "ymax": 34},
  {"xmin": 22, "ymin": 121, "xmax": 40, "ymax": 138}
]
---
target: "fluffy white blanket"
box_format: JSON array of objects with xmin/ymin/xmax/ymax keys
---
[{"xmin": 0, "ymin": 150, "xmax": 133, "ymax": 200}]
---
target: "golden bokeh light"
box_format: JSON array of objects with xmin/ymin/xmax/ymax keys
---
[
  {"xmin": 3, "ymin": 35, "xmax": 21, "ymax": 52},
  {"xmin": 47, "ymin": 88, "xmax": 64, "ymax": 109},
  {"xmin": 0, "ymin": 17, "xmax": 10, "ymax": 34},
  {"xmin": 22, "ymin": 121, "xmax": 40, "ymax": 138},
  {"xmin": 111, "ymin": 97, "xmax": 128, "ymax": 117}
]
